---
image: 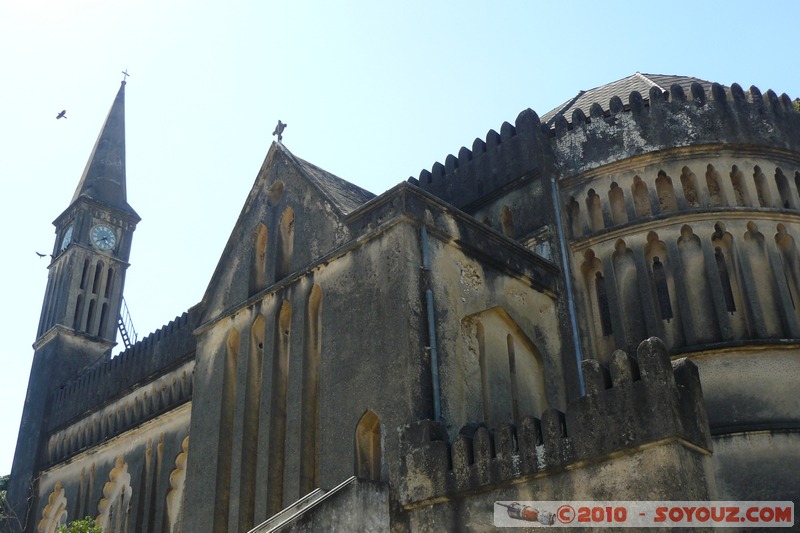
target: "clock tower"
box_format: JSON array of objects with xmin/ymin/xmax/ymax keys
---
[{"xmin": 7, "ymin": 80, "xmax": 139, "ymax": 532}]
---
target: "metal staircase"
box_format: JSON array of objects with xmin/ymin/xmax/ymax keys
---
[{"xmin": 117, "ymin": 297, "xmax": 138, "ymax": 349}]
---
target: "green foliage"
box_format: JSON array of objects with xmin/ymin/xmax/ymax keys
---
[
  {"xmin": 56, "ymin": 517, "xmax": 103, "ymax": 533},
  {"xmin": 795, "ymin": 98, "xmax": 800, "ymax": 113}
]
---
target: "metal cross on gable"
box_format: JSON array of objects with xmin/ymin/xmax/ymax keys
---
[{"xmin": 121, "ymin": 69, "xmax": 130, "ymax": 82}]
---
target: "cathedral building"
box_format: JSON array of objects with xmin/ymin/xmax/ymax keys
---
[{"xmin": 5, "ymin": 73, "xmax": 799, "ymax": 532}]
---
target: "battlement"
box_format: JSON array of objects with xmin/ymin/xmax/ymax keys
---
[
  {"xmin": 48, "ymin": 311, "xmax": 196, "ymax": 431},
  {"xmin": 407, "ymin": 108, "xmax": 554, "ymax": 209},
  {"xmin": 409, "ymin": 81, "xmax": 800, "ymax": 208},
  {"xmin": 552, "ymin": 82, "xmax": 800, "ymax": 176},
  {"xmin": 399, "ymin": 337, "xmax": 711, "ymax": 506}
]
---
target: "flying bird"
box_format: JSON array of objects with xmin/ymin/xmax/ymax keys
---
[
  {"xmin": 56, "ymin": 110, "xmax": 67, "ymax": 119},
  {"xmin": 35, "ymin": 252, "xmax": 46, "ymax": 258}
]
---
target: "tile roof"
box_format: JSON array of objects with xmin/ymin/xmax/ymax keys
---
[
  {"xmin": 541, "ymin": 72, "xmax": 722, "ymax": 126},
  {"xmin": 289, "ymin": 150, "xmax": 376, "ymax": 215}
]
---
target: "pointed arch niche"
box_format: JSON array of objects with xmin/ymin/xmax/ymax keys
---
[
  {"xmin": 464, "ymin": 307, "xmax": 546, "ymax": 429},
  {"xmin": 300, "ymin": 284, "xmax": 323, "ymax": 495},
  {"xmin": 354, "ymin": 411, "xmax": 382, "ymax": 482},
  {"xmin": 97, "ymin": 456, "xmax": 133, "ymax": 533},
  {"xmin": 677, "ymin": 225, "xmax": 719, "ymax": 344},
  {"xmin": 775, "ymin": 224, "xmax": 800, "ymax": 328},
  {"xmin": 644, "ymin": 231, "xmax": 684, "ymax": 348},
  {"xmin": 249, "ymin": 223, "xmax": 268, "ymax": 295},
  {"xmin": 166, "ymin": 436, "xmax": 190, "ymax": 533},
  {"xmin": 37, "ymin": 481, "xmax": 68, "ymax": 533},
  {"xmin": 238, "ymin": 315, "xmax": 265, "ymax": 532},
  {"xmin": 580, "ymin": 249, "xmax": 615, "ymax": 360},
  {"xmin": 711, "ymin": 223, "xmax": 749, "ymax": 339},
  {"xmin": 743, "ymin": 221, "xmax": 783, "ymax": 338},
  {"xmin": 612, "ymin": 239, "xmax": 647, "ymax": 352},
  {"xmin": 276, "ymin": 206, "xmax": 295, "ymax": 280}
]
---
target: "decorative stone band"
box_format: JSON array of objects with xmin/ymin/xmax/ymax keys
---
[{"xmin": 399, "ymin": 337, "xmax": 711, "ymax": 506}]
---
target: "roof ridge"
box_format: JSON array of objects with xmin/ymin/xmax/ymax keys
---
[{"xmin": 635, "ymin": 71, "xmax": 663, "ymax": 92}]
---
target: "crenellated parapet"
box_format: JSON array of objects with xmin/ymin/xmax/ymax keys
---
[
  {"xmin": 408, "ymin": 82, "xmax": 800, "ymax": 208},
  {"xmin": 48, "ymin": 311, "xmax": 196, "ymax": 431},
  {"xmin": 399, "ymin": 337, "xmax": 711, "ymax": 506},
  {"xmin": 408, "ymin": 108, "xmax": 554, "ymax": 209},
  {"xmin": 552, "ymin": 83, "xmax": 800, "ymax": 177}
]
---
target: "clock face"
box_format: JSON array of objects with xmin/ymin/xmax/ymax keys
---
[
  {"xmin": 91, "ymin": 225, "xmax": 117, "ymax": 251},
  {"xmin": 60, "ymin": 226, "xmax": 73, "ymax": 251}
]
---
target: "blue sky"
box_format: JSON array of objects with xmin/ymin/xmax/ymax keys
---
[{"xmin": 1, "ymin": 0, "xmax": 798, "ymax": 475}]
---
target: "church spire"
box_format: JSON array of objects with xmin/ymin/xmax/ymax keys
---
[{"xmin": 71, "ymin": 81, "xmax": 137, "ymax": 216}]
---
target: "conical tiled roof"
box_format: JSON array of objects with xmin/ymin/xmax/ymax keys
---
[{"xmin": 541, "ymin": 72, "xmax": 722, "ymax": 126}]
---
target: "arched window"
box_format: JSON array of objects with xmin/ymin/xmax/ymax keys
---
[
  {"xmin": 80, "ymin": 259, "xmax": 91, "ymax": 290},
  {"xmin": 612, "ymin": 239, "xmax": 647, "ymax": 351},
  {"xmin": 652, "ymin": 257, "xmax": 673, "ymax": 321},
  {"xmin": 354, "ymin": 411, "xmax": 382, "ymax": 482},
  {"xmin": 104, "ymin": 268, "xmax": 115, "ymax": 298},
  {"xmin": 92, "ymin": 262, "xmax": 104, "ymax": 294},
  {"xmin": 775, "ymin": 168, "xmax": 794, "ymax": 209},
  {"xmin": 680, "ymin": 166, "xmax": 700, "ymax": 207},
  {"xmin": 595, "ymin": 272, "xmax": 613, "ymax": 336}
]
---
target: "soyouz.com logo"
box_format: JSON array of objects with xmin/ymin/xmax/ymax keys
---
[{"xmin": 493, "ymin": 501, "xmax": 794, "ymax": 528}]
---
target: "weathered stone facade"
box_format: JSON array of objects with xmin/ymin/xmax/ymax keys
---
[{"xmin": 5, "ymin": 73, "xmax": 799, "ymax": 532}]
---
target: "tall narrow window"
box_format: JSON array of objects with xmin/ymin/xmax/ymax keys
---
[
  {"xmin": 73, "ymin": 295, "xmax": 84, "ymax": 329},
  {"xmin": 104, "ymin": 268, "xmax": 115, "ymax": 298},
  {"xmin": 80, "ymin": 259, "xmax": 91, "ymax": 290},
  {"xmin": 715, "ymin": 248, "xmax": 737, "ymax": 313},
  {"xmin": 92, "ymin": 262, "xmax": 104, "ymax": 294},
  {"xmin": 652, "ymin": 257, "xmax": 673, "ymax": 321},
  {"xmin": 506, "ymin": 335, "xmax": 520, "ymax": 427},
  {"xmin": 775, "ymin": 168, "xmax": 794, "ymax": 209},
  {"xmin": 276, "ymin": 207, "xmax": 295, "ymax": 280},
  {"xmin": 595, "ymin": 272, "xmax": 613, "ymax": 336},
  {"xmin": 500, "ymin": 205, "xmax": 514, "ymax": 237},
  {"xmin": 98, "ymin": 303, "xmax": 108, "ymax": 337},
  {"xmin": 566, "ymin": 196, "xmax": 582, "ymax": 238},
  {"xmin": 86, "ymin": 299, "xmax": 96, "ymax": 333},
  {"xmin": 354, "ymin": 411, "xmax": 382, "ymax": 482}
]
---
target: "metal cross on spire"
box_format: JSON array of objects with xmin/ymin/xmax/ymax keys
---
[
  {"xmin": 273, "ymin": 120, "xmax": 287, "ymax": 142},
  {"xmin": 121, "ymin": 69, "xmax": 130, "ymax": 83}
]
